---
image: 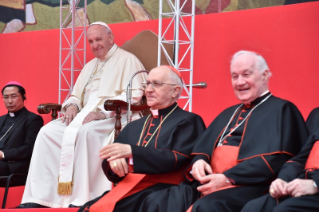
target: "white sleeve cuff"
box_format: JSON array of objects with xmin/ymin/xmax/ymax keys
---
[{"xmin": 61, "ymin": 96, "xmax": 82, "ymax": 112}]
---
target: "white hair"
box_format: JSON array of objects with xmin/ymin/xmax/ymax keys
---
[
  {"xmin": 231, "ymin": 50, "xmax": 272, "ymax": 77},
  {"xmin": 167, "ymin": 67, "xmax": 183, "ymax": 99}
]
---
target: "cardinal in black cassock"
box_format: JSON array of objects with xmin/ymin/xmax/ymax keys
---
[
  {"xmin": 242, "ymin": 107, "xmax": 319, "ymax": 212},
  {"xmin": 78, "ymin": 66, "xmax": 206, "ymax": 212},
  {"xmin": 180, "ymin": 51, "xmax": 309, "ymax": 212}
]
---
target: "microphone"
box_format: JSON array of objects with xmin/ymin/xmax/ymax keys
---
[{"xmin": 185, "ymin": 82, "xmax": 207, "ymax": 89}]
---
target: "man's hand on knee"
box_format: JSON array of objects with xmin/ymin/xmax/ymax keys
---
[
  {"xmin": 269, "ymin": 178, "xmax": 288, "ymax": 199},
  {"xmin": 192, "ymin": 159, "xmax": 213, "ymax": 183},
  {"xmin": 197, "ymin": 173, "xmax": 228, "ymax": 196},
  {"xmin": 82, "ymin": 112, "xmax": 106, "ymax": 125},
  {"xmin": 109, "ymin": 158, "xmax": 129, "ymax": 177},
  {"xmin": 286, "ymin": 179, "xmax": 318, "ymax": 197},
  {"xmin": 62, "ymin": 105, "xmax": 78, "ymax": 126}
]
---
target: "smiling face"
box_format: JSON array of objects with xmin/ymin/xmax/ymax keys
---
[
  {"xmin": 87, "ymin": 25, "xmax": 114, "ymax": 60},
  {"xmin": 230, "ymin": 53, "xmax": 269, "ymax": 104},
  {"xmin": 3, "ymin": 86, "xmax": 24, "ymax": 113},
  {"xmin": 145, "ymin": 67, "xmax": 181, "ymax": 110}
]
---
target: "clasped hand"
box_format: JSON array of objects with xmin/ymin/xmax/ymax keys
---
[
  {"xmin": 192, "ymin": 159, "xmax": 228, "ymax": 196},
  {"xmin": 100, "ymin": 143, "xmax": 133, "ymax": 177},
  {"xmin": 270, "ymin": 178, "xmax": 318, "ymax": 199}
]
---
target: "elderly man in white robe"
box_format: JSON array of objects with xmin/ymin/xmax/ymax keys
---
[{"xmin": 18, "ymin": 22, "xmax": 147, "ymax": 208}]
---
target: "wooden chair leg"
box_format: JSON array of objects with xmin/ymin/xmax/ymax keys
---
[
  {"xmin": 114, "ymin": 107, "xmax": 122, "ymax": 140},
  {"xmin": 51, "ymin": 109, "xmax": 58, "ymax": 120}
]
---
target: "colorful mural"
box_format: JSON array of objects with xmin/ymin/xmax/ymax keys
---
[{"xmin": 0, "ymin": 0, "xmax": 316, "ymax": 33}]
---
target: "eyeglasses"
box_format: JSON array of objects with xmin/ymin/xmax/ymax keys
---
[
  {"xmin": 142, "ymin": 81, "xmax": 176, "ymax": 89},
  {"xmin": 2, "ymin": 94, "xmax": 21, "ymax": 101}
]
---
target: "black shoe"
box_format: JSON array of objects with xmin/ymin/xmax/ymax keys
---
[
  {"xmin": 16, "ymin": 203, "xmax": 49, "ymax": 208},
  {"xmin": 69, "ymin": 204, "xmax": 80, "ymax": 208}
]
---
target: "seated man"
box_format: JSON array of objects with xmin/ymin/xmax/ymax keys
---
[
  {"xmin": 19, "ymin": 22, "xmax": 146, "ymax": 208},
  {"xmin": 242, "ymin": 107, "xmax": 319, "ymax": 212},
  {"xmin": 78, "ymin": 65, "xmax": 206, "ymax": 212},
  {"xmin": 184, "ymin": 50, "xmax": 309, "ymax": 212},
  {"xmin": 0, "ymin": 81, "xmax": 43, "ymax": 176}
]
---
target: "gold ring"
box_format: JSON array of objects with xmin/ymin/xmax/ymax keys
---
[
  {"xmin": 270, "ymin": 189, "xmax": 275, "ymax": 194},
  {"xmin": 113, "ymin": 162, "xmax": 117, "ymax": 167}
]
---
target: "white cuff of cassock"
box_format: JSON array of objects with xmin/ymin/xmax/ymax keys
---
[
  {"xmin": 99, "ymin": 110, "xmax": 109, "ymax": 119},
  {"xmin": 65, "ymin": 103, "xmax": 79, "ymax": 111}
]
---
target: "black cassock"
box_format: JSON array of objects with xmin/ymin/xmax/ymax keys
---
[
  {"xmin": 78, "ymin": 102, "xmax": 206, "ymax": 212},
  {"xmin": 0, "ymin": 107, "xmax": 43, "ymax": 176},
  {"xmin": 242, "ymin": 107, "xmax": 319, "ymax": 212},
  {"xmin": 307, "ymin": 107, "xmax": 319, "ymax": 135},
  {"xmin": 184, "ymin": 94, "xmax": 309, "ymax": 212}
]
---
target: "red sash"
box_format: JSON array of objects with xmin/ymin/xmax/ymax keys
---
[
  {"xmin": 186, "ymin": 146, "xmax": 240, "ymax": 212},
  {"xmin": 211, "ymin": 145, "xmax": 240, "ymax": 173},
  {"xmin": 90, "ymin": 169, "xmax": 185, "ymax": 212},
  {"xmin": 305, "ymin": 140, "xmax": 319, "ymax": 169}
]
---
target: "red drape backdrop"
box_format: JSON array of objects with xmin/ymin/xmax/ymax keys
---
[
  {"xmin": 0, "ymin": 2, "xmax": 318, "ymax": 125},
  {"xmin": 0, "ymin": 1, "xmax": 318, "ymax": 208}
]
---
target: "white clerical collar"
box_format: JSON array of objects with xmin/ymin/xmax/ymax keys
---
[
  {"xmin": 260, "ymin": 90, "xmax": 270, "ymax": 97},
  {"xmin": 245, "ymin": 90, "xmax": 271, "ymax": 106},
  {"xmin": 150, "ymin": 103, "xmax": 178, "ymax": 118},
  {"xmin": 150, "ymin": 109, "xmax": 159, "ymax": 118},
  {"xmin": 9, "ymin": 112, "xmax": 15, "ymax": 117}
]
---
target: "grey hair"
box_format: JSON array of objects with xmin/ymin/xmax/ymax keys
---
[
  {"xmin": 167, "ymin": 67, "xmax": 183, "ymax": 99},
  {"xmin": 105, "ymin": 27, "xmax": 112, "ymax": 35},
  {"xmin": 231, "ymin": 50, "xmax": 272, "ymax": 77}
]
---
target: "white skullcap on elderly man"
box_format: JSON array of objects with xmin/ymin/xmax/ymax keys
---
[{"xmin": 89, "ymin": 21, "xmax": 112, "ymax": 32}]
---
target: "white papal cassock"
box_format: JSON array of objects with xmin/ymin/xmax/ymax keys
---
[{"xmin": 22, "ymin": 44, "xmax": 147, "ymax": 208}]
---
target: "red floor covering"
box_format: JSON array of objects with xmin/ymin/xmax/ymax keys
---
[
  {"xmin": 0, "ymin": 209, "xmax": 78, "ymax": 211},
  {"xmin": 0, "ymin": 187, "xmax": 77, "ymax": 211}
]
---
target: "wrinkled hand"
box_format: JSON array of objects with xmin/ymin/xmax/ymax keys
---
[
  {"xmin": 82, "ymin": 112, "xmax": 106, "ymax": 125},
  {"xmin": 62, "ymin": 105, "xmax": 78, "ymax": 126},
  {"xmin": 197, "ymin": 174, "xmax": 228, "ymax": 196},
  {"xmin": 192, "ymin": 159, "xmax": 213, "ymax": 183},
  {"xmin": 109, "ymin": 158, "xmax": 129, "ymax": 177},
  {"xmin": 286, "ymin": 179, "xmax": 318, "ymax": 197},
  {"xmin": 269, "ymin": 178, "xmax": 288, "ymax": 198},
  {"xmin": 100, "ymin": 143, "xmax": 132, "ymax": 161}
]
